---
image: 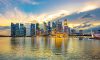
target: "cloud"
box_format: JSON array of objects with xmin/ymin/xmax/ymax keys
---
[
  {"xmin": 0, "ymin": 8, "xmax": 71, "ymax": 26},
  {"xmin": 0, "ymin": 0, "xmax": 99, "ymax": 25},
  {"xmin": 60, "ymin": 0, "xmax": 100, "ymax": 13},
  {"xmin": 22, "ymin": 0, "xmax": 40, "ymax": 5},
  {"xmin": 0, "ymin": 0, "xmax": 40, "ymax": 14},
  {"xmin": 81, "ymin": 14, "xmax": 96, "ymax": 19},
  {"xmin": 77, "ymin": 0, "xmax": 100, "ymax": 12}
]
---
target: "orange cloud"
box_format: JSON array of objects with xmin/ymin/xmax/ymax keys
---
[{"xmin": 77, "ymin": 1, "xmax": 100, "ymax": 12}]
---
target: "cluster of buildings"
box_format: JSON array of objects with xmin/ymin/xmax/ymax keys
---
[
  {"xmin": 30, "ymin": 19, "xmax": 70, "ymax": 36},
  {"xmin": 11, "ymin": 23, "xmax": 26, "ymax": 37},
  {"xmin": 11, "ymin": 19, "xmax": 70, "ymax": 37},
  {"xmin": 11, "ymin": 19, "xmax": 84, "ymax": 37}
]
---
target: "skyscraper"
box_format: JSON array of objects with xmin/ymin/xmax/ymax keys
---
[
  {"xmin": 23, "ymin": 27, "xmax": 26, "ymax": 36},
  {"xmin": 52, "ymin": 21, "xmax": 56, "ymax": 30},
  {"xmin": 43, "ymin": 22, "xmax": 48, "ymax": 35},
  {"xmin": 36, "ymin": 23, "xmax": 40, "ymax": 35},
  {"xmin": 64, "ymin": 19, "xmax": 68, "ymax": 33},
  {"xmin": 57, "ymin": 20, "xmax": 63, "ymax": 32},
  {"xmin": 43, "ymin": 22, "xmax": 47, "ymax": 31},
  {"xmin": 47, "ymin": 21, "xmax": 52, "ymax": 35},
  {"xmin": 30, "ymin": 24, "xmax": 36, "ymax": 36},
  {"xmin": 15, "ymin": 23, "xmax": 20, "ymax": 36},
  {"xmin": 11, "ymin": 23, "xmax": 26, "ymax": 37},
  {"xmin": 20, "ymin": 23, "xmax": 26, "ymax": 36},
  {"xmin": 11, "ymin": 23, "xmax": 16, "ymax": 37}
]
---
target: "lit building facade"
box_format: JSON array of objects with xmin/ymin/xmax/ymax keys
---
[{"xmin": 64, "ymin": 19, "xmax": 68, "ymax": 32}]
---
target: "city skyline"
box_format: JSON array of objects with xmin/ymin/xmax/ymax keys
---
[{"xmin": 0, "ymin": 0, "xmax": 100, "ymax": 35}]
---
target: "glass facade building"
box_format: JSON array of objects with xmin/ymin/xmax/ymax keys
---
[
  {"xmin": 11, "ymin": 23, "xmax": 26, "ymax": 37},
  {"xmin": 30, "ymin": 24, "xmax": 36, "ymax": 36}
]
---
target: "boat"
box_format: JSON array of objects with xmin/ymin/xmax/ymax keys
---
[{"xmin": 91, "ymin": 30, "xmax": 100, "ymax": 39}]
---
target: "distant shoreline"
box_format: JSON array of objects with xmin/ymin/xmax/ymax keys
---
[{"xmin": 0, "ymin": 35, "xmax": 91, "ymax": 37}]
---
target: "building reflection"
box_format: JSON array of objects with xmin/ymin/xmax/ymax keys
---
[
  {"xmin": 44, "ymin": 36, "xmax": 50, "ymax": 48},
  {"xmin": 31, "ymin": 37, "xmax": 37, "ymax": 49},
  {"xmin": 33, "ymin": 36, "xmax": 69, "ymax": 51},
  {"xmin": 54, "ymin": 36, "xmax": 69, "ymax": 55},
  {"xmin": 10, "ymin": 37, "xmax": 26, "ymax": 57},
  {"xmin": 10, "ymin": 36, "xmax": 69, "ymax": 58},
  {"xmin": 0, "ymin": 36, "xmax": 100, "ymax": 60},
  {"xmin": 11, "ymin": 37, "xmax": 25, "ymax": 49}
]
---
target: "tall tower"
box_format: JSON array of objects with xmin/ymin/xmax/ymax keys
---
[
  {"xmin": 30, "ymin": 23, "xmax": 36, "ymax": 36},
  {"xmin": 48, "ymin": 21, "xmax": 51, "ymax": 35},
  {"xmin": 43, "ymin": 22, "xmax": 47, "ymax": 35},
  {"xmin": 57, "ymin": 20, "xmax": 63, "ymax": 32},
  {"xmin": 36, "ymin": 23, "xmax": 40, "ymax": 35},
  {"xmin": 64, "ymin": 19, "xmax": 67, "ymax": 26},
  {"xmin": 52, "ymin": 21, "xmax": 56, "ymax": 30},
  {"xmin": 15, "ymin": 23, "xmax": 20, "ymax": 36},
  {"xmin": 43, "ymin": 22, "xmax": 47, "ymax": 31},
  {"xmin": 23, "ymin": 27, "xmax": 26, "ymax": 36},
  {"xmin": 11, "ymin": 23, "xmax": 15, "ymax": 37},
  {"xmin": 64, "ymin": 19, "xmax": 68, "ymax": 33},
  {"xmin": 11, "ymin": 23, "xmax": 26, "ymax": 37}
]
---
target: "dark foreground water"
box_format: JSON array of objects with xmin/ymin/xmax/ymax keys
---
[{"xmin": 0, "ymin": 36, "xmax": 100, "ymax": 60}]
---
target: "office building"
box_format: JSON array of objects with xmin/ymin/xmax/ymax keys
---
[
  {"xmin": 36, "ymin": 23, "xmax": 40, "ymax": 35},
  {"xmin": 11, "ymin": 23, "xmax": 16, "ymax": 37},
  {"xmin": 43, "ymin": 22, "xmax": 48, "ymax": 35},
  {"xmin": 15, "ymin": 23, "xmax": 20, "ymax": 36},
  {"xmin": 57, "ymin": 20, "xmax": 63, "ymax": 32},
  {"xmin": 47, "ymin": 21, "xmax": 52, "ymax": 35},
  {"xmin": 11, "ymin": 23, "xmax": 26, "ymax": 37},
  {"xmin": 19, "ymin": 23, "xmax": 26, "ymax": 36},
  {"xmin": 30, "ymin": 24, "xmax": 36, "ymax": 36},
  {"xmin": 64, "ymin": 19, "xmax": 68, "ymax": 32},
  {"xmin": 52, "ymin": 21, "xmax": 56, "ymax": 30}
]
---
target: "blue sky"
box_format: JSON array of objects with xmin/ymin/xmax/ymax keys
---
[{"xmin": 0, "ymin": 0, "xmax": 99, "ymax": 14}]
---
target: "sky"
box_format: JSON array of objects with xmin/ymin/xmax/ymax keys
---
[
  {"xmin": 0, "ymin": 0, "xmax": 100, "ymax": 35},
  {"xmin": 0, "ymin": 0, "xmax": 100, "ymax": 26}
]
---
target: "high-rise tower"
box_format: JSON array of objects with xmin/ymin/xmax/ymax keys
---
[
  {"xmin": 64, "ymin": 19, "xmax": 68, "ymax": 33},
  {"xmin": 30, "ymin": 24, "xmax": 36, "ymax": 36}
]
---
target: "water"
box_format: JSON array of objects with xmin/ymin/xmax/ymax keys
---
[{"xmin": 0, "ymin": 36, "xmax": 100, "ymax": 60}]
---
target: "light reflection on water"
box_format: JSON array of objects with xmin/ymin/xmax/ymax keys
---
[{"xmin": 0, "ymin": 36, "xmax": 100, "ymax": 60}]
